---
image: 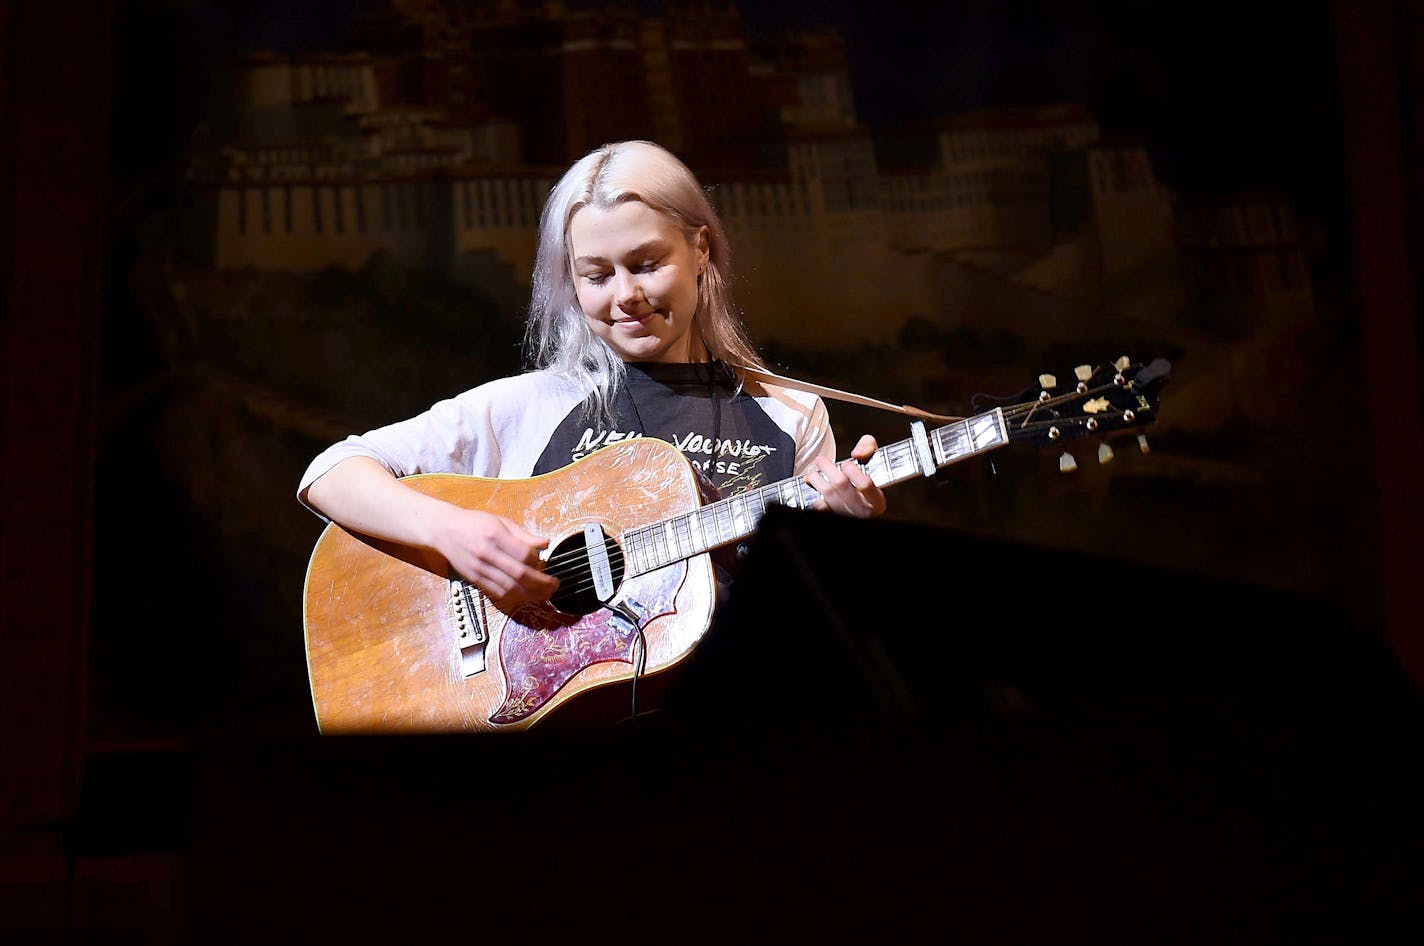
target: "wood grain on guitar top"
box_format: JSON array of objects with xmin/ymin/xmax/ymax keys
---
[{"xmin": 303, "ymin": 438, "xmax": 717, "ymax": 734}]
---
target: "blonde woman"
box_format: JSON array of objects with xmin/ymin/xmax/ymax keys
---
[{"xmin": 299, "ymin": 140, "xmax": 884, "ymax": 610}]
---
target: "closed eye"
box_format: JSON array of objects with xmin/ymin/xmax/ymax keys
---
[{"xmin": 580, "ymin": 259, "xmax": 660, "ymax": 284}]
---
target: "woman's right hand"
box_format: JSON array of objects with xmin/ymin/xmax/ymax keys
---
[{"xmin": 428, "ymin": 507, "xmax": 560, "ymax": 611}]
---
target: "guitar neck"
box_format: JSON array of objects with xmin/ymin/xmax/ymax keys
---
[{"xmin": 622, "ymin": 407, "xmax": 1009, "ymax": 577}]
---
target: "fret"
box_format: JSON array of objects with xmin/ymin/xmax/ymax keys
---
[
  {"xmin": 663, "ymin": 520, "xmax": 683, "ymax": 561},
  {"xmin": 650, "ymin": 523, "xmax": 670, "ymax": 568},
  {"xmin": 971, "ymin": 409, "xmax": 1008, "ymax": 449},
  {"xmin": 625, "ymin": 525, "xmax": 646, "ymax": 574},
  {"xmin": 888, "ymin": 441, "xmax": 918, "ymax": 480},
  {"xmin": 961, "ymin": 417, "xmax": 979, "ymax": 453},
  {"xmin": 716, "ymin": 500, "xmax": 736, "ymax": 543},
  {"xmin": 863, "ymin": 449, "xmax": 890, "ymax": 485},
  {"xmin": 672, "ymin": 514, "xmax": 695, "ymax": 558},
  {"xmin": 730, "ymin": 495, "xmax": 751, "ymax": 537},
  {"xmin": 865, "ymin": 439, "xmax": 921, "ymax": 488},
  {"xmin": 935, "ymin": 423, "xmax": 969, "ymax": 461},
  {"xmin": 930, "ymin": 410, "xmax": 1007, "ymax": 466},
  {"xmin": 705, "ymin": 501, "xmax": 728, "ymax": 546},
  {"xmin": 930, "ymin": 425, "xmax": 949, "ymax": 465},
  {"xmin": 779, "ymin": 478, "xmax": 803, "ymax": 509},
  {"xmin": 748, "ymin": 487, "xmax": 768, "ymax": 524},
  {"xmin": 797, "ymin": 478, "xmax": 819, "ymax": 508},
  {"xmin": 688, "ymin": 509, "xmax": 707, "ymax": 553},
  {"xmin": 659, "ymin": 525, "xmax": 675, "ymax": 565},
  {"xmin": 642, "ymin": 525, "xmax": 663, "ymax": 569}
]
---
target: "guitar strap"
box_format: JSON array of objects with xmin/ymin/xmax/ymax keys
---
[{"xmin": 733, "ymin": 365, "xmax": 964, "ymax": 424}]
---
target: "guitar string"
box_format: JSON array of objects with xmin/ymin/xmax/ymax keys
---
[
  {"xmin": 532, "ymin": 373, "xmax": 1146, "ymax": 596},
  {"xmin": 543, "ymin": 406, "xmax": 1002, "ymax": 589},
  {"xmin": 1000, "ymin": 374, "xmax": 1135, "ymax": 426},
  {"xmin": 538, "ymin": 469, "xmax": 819, "ymax": 580}
]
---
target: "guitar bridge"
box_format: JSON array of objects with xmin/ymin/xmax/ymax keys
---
[{"xmin": 450, "ymin": 579, "xmax": 488, "ymax": 677}]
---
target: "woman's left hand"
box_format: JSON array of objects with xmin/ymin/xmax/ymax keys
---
[{"xmin": 809, "ymin": 434, "xmax": 887, "ymax": 518}]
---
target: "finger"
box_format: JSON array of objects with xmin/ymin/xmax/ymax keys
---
[
  {"xmin": 838, "ymin": 457, "xmax": 872, "ymax": 490},
  {"xmin": 472, "ymin": 560, "xmax": 557, "ymax": 610},
  {"xmin": 467, "ymin": 561, "xmax": 518, "ymax": 601},
  {"xmin": 832, "ymin": 456, "xmax": 886, "ymax": 517},
  {"xmin": 490, "ymin": 524, "xmax": 550, "ymax": 568},
  {"xmin": 816, "ymin": 455, "xmax": 847, "ymax": 487},
  {"xmin": 495, "ymin": 550, "xmax": 558, "ymax": 593},
  {"xmin": 849, "ymin": 434, "xmax": 878, "ymax": 462},
  {"xmin": 507, "ymin": 520, "xmax": 551, "ymax": 551},
  {"xmin": 807, "ymin": 457, "xmax": 841, "ymax": 509}
]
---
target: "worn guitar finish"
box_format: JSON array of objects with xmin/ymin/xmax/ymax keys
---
[
  {"xmin": 304, "ymin": 357, "xmax": 1170, "ymax": 734},
  {"xmin": 304, "ymin": 439, "xmax": 715, "ymax": 733}
]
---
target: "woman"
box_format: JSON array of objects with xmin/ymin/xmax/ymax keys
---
[{"xmin": 298, "ymin": 140, "xmax": 885, "ymax": 611}]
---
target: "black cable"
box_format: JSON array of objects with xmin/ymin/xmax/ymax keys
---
[{"xmin": 609, "ymin": 599, "xmax": 649, "ymax": 728}]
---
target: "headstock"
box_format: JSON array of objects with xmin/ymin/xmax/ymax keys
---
[{"xmin": 995, "ymin": 356, "xmax": 1171, "ymax": 471}]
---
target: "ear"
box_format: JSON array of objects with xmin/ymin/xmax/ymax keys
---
[{"xmin": 694, "ymin": 226, "xmax": 710, "ymax": 272}]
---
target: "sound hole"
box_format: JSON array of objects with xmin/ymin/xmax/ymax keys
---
[{"xmin": 546, "ymin": 530, "xmax": 625, "ymax": 616}]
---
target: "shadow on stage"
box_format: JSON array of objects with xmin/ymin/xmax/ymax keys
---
[{"xmin": 81, "ymin": 508, "xmax": 1424, "ymax": 943}]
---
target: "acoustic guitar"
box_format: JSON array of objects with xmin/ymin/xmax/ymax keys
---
[{"xmin": 303, "ymin": 357, "xmax": 1170, "ymax": 733}]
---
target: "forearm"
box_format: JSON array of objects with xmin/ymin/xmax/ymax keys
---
[
  {"xmin": 301, "ymin": 455, "xmax": 452, "ymax": 550},
  {"xmin": 305, "ymin": 455, "xmax": 557, "ymax": 606}
]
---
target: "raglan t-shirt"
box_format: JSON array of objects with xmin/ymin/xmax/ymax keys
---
[{"xmin": 296, "ymin": 361, "xmax": 837, "ymax": 517}]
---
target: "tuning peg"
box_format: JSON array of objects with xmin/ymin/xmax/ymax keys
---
[
  {"xmin": 1115, "ymin": 356, "xmax": 1131, "ymax": 372},
  {"xmin": 1038, "ymin": 373, "xmax": 1057, "ymax": 389},
  {"xmin": 1098, "ymin": 441, "xmax": 1115, "ymax": 464},
  {"xmin": 1137, "ymin": 434, "xmax": 1150, "ymax": 454},
  {"xmin": 1074, "ymin": 364, "xmax": 1093, "ymax": 382},
  {"xmin": 1059, "ymin": 451, "xmax": 1078, "ymax": 473}
]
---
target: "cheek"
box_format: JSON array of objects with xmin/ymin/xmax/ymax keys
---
[
  {"xmin": 652, "ymin": 269, "xmax": 696, "ymax": 304},
  {"xmin": 573, "ymin": 283, "xmax": 603, "ymax": 314}
]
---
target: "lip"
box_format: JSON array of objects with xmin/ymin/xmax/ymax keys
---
[{"xmin": 613, "ymin": 311, "xmax": 657, "ymax": 327}]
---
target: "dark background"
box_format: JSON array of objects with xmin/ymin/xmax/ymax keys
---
[{"xmin": 3, "ymin": 0, "xmax": 1423, "ymax": 941}]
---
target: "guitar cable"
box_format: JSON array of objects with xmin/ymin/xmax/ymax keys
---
[{"xmin": 610, "ymin": 599, "xmax": 650, "ymax": 728}]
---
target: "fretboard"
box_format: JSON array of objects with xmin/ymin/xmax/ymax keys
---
[{"xmin": 622, "ymin": 408, "xmax": 1008, "ymax": 576}]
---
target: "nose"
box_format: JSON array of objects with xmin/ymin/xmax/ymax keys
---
[{"xmin": 613, "ymin": 270, "xmax": 645, "ymax": 308}]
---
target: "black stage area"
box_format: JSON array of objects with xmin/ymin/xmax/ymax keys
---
[{"xmin": 79, "ymin": 510, "xmax": 1424, "ymax": 944}]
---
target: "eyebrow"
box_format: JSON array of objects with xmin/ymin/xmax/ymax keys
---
[{"xmin": 572, "ymin": 239, "xmax": 670, "ymax": 267}]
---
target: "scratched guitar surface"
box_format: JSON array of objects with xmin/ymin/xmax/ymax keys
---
[{"xmin": 303, "ymin": 439, "xmax": 717, "ymax": 733}]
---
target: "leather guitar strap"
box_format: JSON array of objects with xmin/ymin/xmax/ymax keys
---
[{"xmin": 734, "ymin": 365, "xmax": 964, "ymax": 424}]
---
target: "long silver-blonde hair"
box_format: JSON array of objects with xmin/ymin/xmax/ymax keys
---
[{"xmin": 524, "ymin": 140, "xmax": 767, "ymax": 420}]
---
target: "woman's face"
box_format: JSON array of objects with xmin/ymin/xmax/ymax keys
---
[{"xmin": 568, "ymin": 200, "xmax": 709, "ymax": 364}]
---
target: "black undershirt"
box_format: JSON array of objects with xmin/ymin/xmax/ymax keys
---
[{"xmin": 531, "ymin": 361, "xmax": 798, "ymax": 498}]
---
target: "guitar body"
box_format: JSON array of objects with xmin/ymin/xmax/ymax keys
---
[{"xmin": 303, "ymin": 438, "xmax": 717, "ymax": 734}]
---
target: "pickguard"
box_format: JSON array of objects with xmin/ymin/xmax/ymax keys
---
[{"xmin": 490, "ymin": 564, "xmax": 684, "ymax": 724}]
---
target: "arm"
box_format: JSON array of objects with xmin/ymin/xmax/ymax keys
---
[{"xmin": 303, "ymin": 456, "xmax": 559, "ymax": 609}]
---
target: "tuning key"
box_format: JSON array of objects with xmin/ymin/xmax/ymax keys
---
[
  {"xmin": 1115, "ymin": 355, "xmax": 1131, "ymax": 372},
  {"xmin": 1038, "ymin": 373, "xmax": 1057, "ymax": 389},
  {"xmin": 1074, "ymin": 364, "xmax": 1093, "ymax": 382},
  {"xmin": 1137, "ymin": 434, "xmax": 1150, "ymax": 454},
  {"xmin": 1059, "ymin": 451, "xmax": 1078, "ymax": 473},
  {"xmin": 1098, "ymin": 441, "xmax": 1115, "ymax": 464}
]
